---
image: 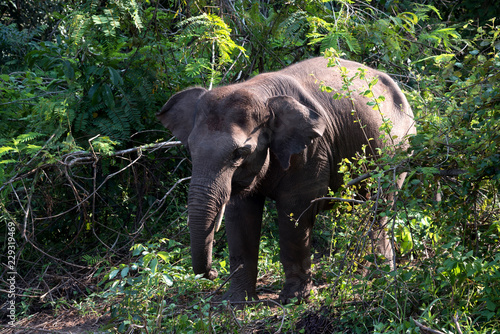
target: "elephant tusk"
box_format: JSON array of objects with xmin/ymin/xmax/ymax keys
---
[{"xmin": 214, "ymin": 204, "xmax": 226, "ymax": 233}]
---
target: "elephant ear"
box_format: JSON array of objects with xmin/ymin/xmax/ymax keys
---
[
  {"xmin": 156, "ymin": 87, "xmax": 207, "ymax": 145},
  {"xmin": 267, "ymin": 95, "xmax": 326, "ymax": 170}
]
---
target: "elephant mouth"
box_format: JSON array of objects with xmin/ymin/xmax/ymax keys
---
[{"xmin": 214, "ymin": 203, "xmax": 226, "ymax": 233}]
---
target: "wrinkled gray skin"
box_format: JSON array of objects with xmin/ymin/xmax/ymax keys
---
[{"xmin": 157, "ymin": 57, "xmax": 416, "ymax": 303}]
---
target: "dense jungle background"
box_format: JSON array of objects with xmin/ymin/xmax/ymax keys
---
[{"xmin": 1, "ymin": 0, "xmax": 499, "ymax": 332}]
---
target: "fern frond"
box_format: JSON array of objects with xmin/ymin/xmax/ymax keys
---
[
  {"xmin": 69, "ymin": 14, "xmax": 91, "ymax": 44},
  {"xmin": 82, "ymin": 254, "xmax": 108, "ymax": 266},
  {"xmin": 105, "ymin": 108, "xmax": 131, "ymax": 139},
  {"xmin": 15, "ymin": 132, "xmax": 43, "ymax": 144},
  {"xmin": 0, "ymin": 146, "xmax": 15, "ymax": 158},
  {"xmin": 89, "ymin": 101, "xmax": 106, "ymax": 114},
  {"xmin": 116, "ymin": 0, "xmax": 143, "ymax": 30},
  {"xmin": 280, "ymin": 10, "xmax": 309, "ymax": 37},
  {"xmin": 92, "ymin": 8, "xmax": 120, "ymax": 37}
]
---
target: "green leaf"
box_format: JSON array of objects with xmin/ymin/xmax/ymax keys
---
[
  {"xmin": 435, "ymin": 53, "xmax": 455, "ymax": 63},
  {"xmin": 88, "ymin": 83, "xmax": 100, "ymax": 103},
  {"xmin": 63, "ymin": 60, "xmax": 75, "ymax": 80},
  {"xmin": 120, "ymin": 266, "xmax": 130, "ymax": 278},
  {"xmin": 101, "ymin": 84, "xmax": 115, "ymax": 109},
  {"xmin": 131, "ymin": 244, "xmax": 145, "ymax": 256},
  {"xmin": 157, "ymin": 251, "xmax": 170, "ymax": 262},
  {"xmin": 108, "ymin": 67, "xmax": 123, "ymax": 86},
  {"xmin": 162, "ymin": 274, "xmax": 173, "ymax": 286},
  {"xmin": 109, "ymin": 268, "xmax": 120, "ymax": 280},
  {"xmin": 150, "ymin": 257, "xmax": 158, "ymax": 274},
  {"xmin": 399, "ymin": 12, "xmax": 419, "ymax": 25}
]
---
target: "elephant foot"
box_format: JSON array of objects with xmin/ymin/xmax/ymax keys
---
[
  {"xmin": 222, "ymin": 288, "xmax": 259, "ymax": 305},
  {"xmin": 279, "ymin": 277, "xmax": 313, "ymax": 304}
]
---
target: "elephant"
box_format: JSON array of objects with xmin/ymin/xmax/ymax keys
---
[{"xmin": 157, "ymin": 56, "xmax": 416, "ymax": 303}]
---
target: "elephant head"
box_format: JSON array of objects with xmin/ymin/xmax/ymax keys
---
[{"xmin": 157, "ymin": 86, "xmax": 326, "ymax": 279}]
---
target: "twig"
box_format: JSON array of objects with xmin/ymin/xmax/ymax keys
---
[
  {"xmin": 88, "ymin": 135, "xmax": 100, "ymax": 236},
  {"xmin": 347, "ymin": 172, "xmax": 374, "ymax": 186},
  {"xmin": 206, "ymin": 264, "xmax": 244, "ymax": 299},
  {"xmin": 37, "ymin": 150, "xmax": 145, "ymax": 221},
  {"xmin": 131, "ymin": 176, "xmax": 191, "ymax": 236},
  {"xmin": 312, "ymin": 196, "xmax": 365, "ymax": 205},
  {"xmin": 24, "ymin": 238, "xmax": 89, "ymax": 269},
  {"xmin": 452, "ymin": 314, "xmax": 463, "ymax": 334},
  {"xmin": 412, "ymin": 317, "xmax": 446, "ymax": 334},
  {"xmin": 294, "ymin": 196, "xmax": 365, "ymax": 224},
  {"xmin": 0, "ymin": 289, "xmax": 39, "ymax": 298},
  {"xmin": 438, "ymin": 169, "xmax": 466, "ymax": 177}
]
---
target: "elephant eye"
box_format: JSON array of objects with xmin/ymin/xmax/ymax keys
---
[{"xmin": 231, "ymin": 146, "xmax": 251, "ymax": 164}]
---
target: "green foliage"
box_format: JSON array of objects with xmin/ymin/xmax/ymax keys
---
[
  {"xmin": 0, "ymin": 23, "xmax": 45, "ymax": 65},
  {"xmin": 100, "ymin": 239, "xmax": 245, "ymax": 333},
  {"xmin": 176, "ymin": 13, "xmax": 246, "ymax": 87},
  {"xmin": 314, "ymin": 16, "xmax": 499, "ymax": 333}
]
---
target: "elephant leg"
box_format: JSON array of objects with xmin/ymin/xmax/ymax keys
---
[
  {"xmin": 277, "ymin": 204, "xmax": 316, "ymax": 304},
  {"xmin": 222, "ymin": 194, "xmax": 265, "ymax": 302}
]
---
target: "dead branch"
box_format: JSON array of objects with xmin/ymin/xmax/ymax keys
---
[
  {"xmin": 0, "ymin": 140, "xmax": 183, "ymax": 193},
  {"xmin": 130, "ymin": 176, "xmax": 191, "ymax": 238},
  {"xmin": 1, "ymin": 139, "xmax": 186, "ymax": 274},
  {"xmin": 294, "ymin": 196, "xmax": 365, "ymax": 225},
  {"xmin": 36, "ymin": 148, "xmax": 145, "ymax": 221},
  {"xmin": 62, "ymin": 140, "xmax": 182, "ymax": 167},
  {"xmin": 206, "ymin": 264, "xmax": 244, "ymax": 299},
  {"xmin": 312, "ymin": 197, "xmax": 365, "ymax": 205},
  {"xmin": 453, "ymin": 315, "xmax": 463, "ymax": 334},
  {"xmin": 411, "ymin": 318, "xmax": 446, "ymax": 334}
]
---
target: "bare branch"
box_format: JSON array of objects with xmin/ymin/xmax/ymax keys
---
[
  {"xmin": 294, "ymin": 196, "xmax": 365, "ymax": 224},
  {"xmin": 412, "ymin": 318, "xmax": 446, "ymax": 334},
  {"xmin": 63, "ymin": 140, "xmax": 182, "ymax": 167},
  {"xmin": 311, "ymin": 197, "xmax": 365, "ymax": 205},
  {"xmin": 453, "ymin": 315, "xmax": 464, "ymax": 334},
  {"xmin": 206, "ymin": 264, "xmax": 244, "ymax": 299}
]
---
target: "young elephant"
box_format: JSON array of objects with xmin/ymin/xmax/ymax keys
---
[{"xmin": 157, "ymin": 57, "xmax": 416, "ymax": 303}]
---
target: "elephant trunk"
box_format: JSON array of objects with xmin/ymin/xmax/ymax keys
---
[{"xmin": 187, "ymin": 175, "xmax": 230, "ymax": 280}]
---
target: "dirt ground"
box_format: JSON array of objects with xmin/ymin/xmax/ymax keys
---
[{"xmin": 2, "ymin": 309, "xmax": 110, "ymax": 334}]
